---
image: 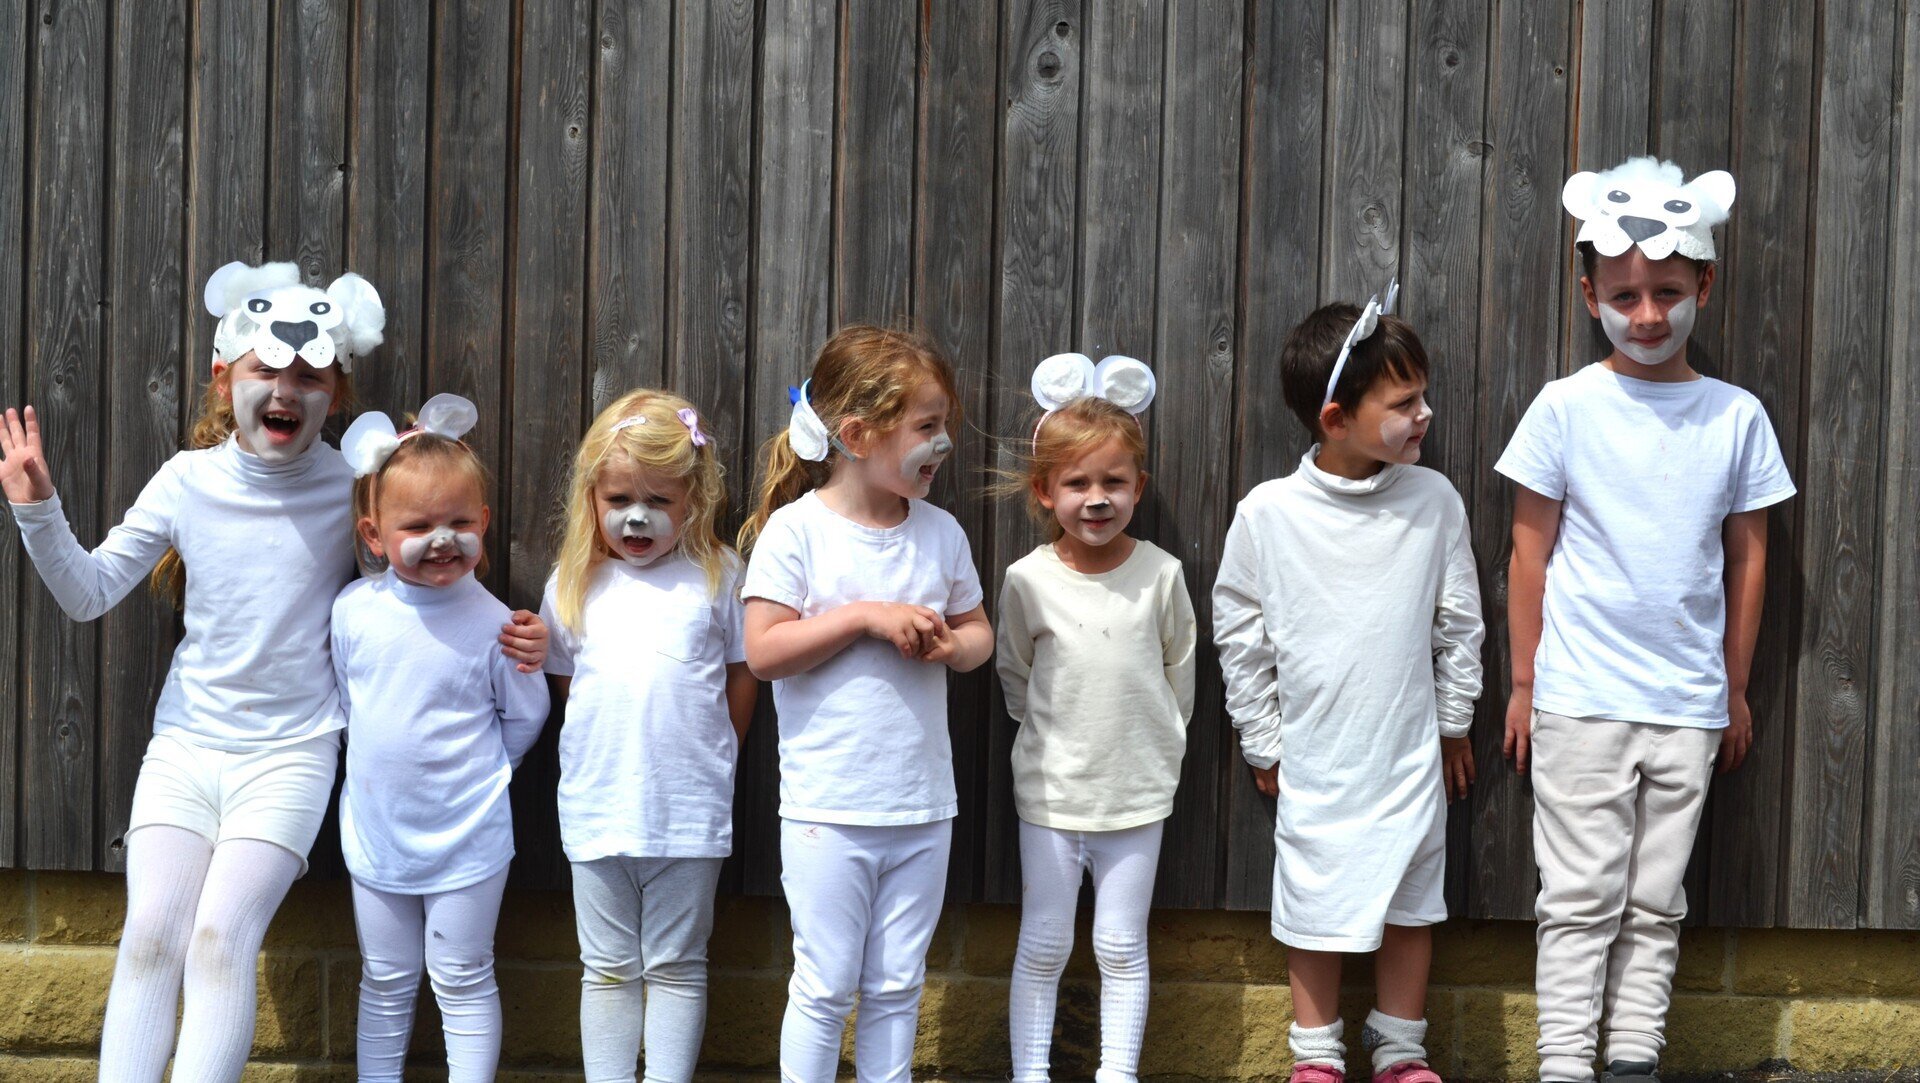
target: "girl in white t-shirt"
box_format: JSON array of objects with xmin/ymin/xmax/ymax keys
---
[
  {"xmin": 995, "ymin": 356, "xmax": 1196, "ymax": 1083},
  {"xmin": 0, "ymin": 261, "xmax": 545, "ymax": 1079},
  {"xmin": 333, "ymin": 395, "xmax": 550, "ymax": 1081},
  {"xmin": 539, "ymin": 389, "xmax": 757, "ymax": 1083},
  {"xmin": 737, "ymin": 324, "xmax": 994, "ymax": 1082}
]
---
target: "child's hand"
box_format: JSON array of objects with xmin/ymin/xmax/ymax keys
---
[
  {"xmin": 862, "ymin": 602, "xmax": 945, "ymax": 659},
  {"xmin": 1250, "ymin": 762, "xmax": 1278, "ymax": 798},
  {"xmin": 500, "ymin": 609, "xmax": 548, "ymax": 673},
  {"xmin": 1503, "ymin": 688, "xmax": 1532, "ymax": 773},
  {"xmin": 0, "ymin": 406, "xmax": 55, "ymax": 505},
  {"xmin": 1440, "ymin": 735, "xmax": 1475, "ymax": 800},
  {"xmin": 916, "ymin": 621, "xmax": 958, "ymax": 665},
  {"xmin": 1717, "ymin": 694, "xmax": 1753, "ymax": 774}
]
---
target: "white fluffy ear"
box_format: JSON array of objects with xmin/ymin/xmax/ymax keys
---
[
  {"xmin": 1687, "ymin": 170, "xmax": 1736, "ymax": 223},
  {"xmin": 415, "ymin": 393, "xmax": 479, "ymax": 441},
  {"xmin": 1561, "ymin": 171, "xmax": 1603, "ymax": 218},
  {"xmin": 340, "ymin": 411, "xmax": 401, "ymax": 478},
  {"xmin": 203, "ymin": 260, "xmax": 300, "ymax": 317},
  {"xmin": 1031, "ymin": 353, "xmax": 1097, "ymax": 411},
  {"xmin": 327, "ymin": 273, "xmax": 387, "ymax": 357}
]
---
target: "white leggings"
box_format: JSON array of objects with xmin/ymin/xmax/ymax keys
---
[
  {"xmin": 1011, "ymin": 819, "xmax": 1164, "ymax": 1083},
  {"xmin": 352, "ymin": 869, "xmax": 510, "ymax": 1082},
  {"xmin": 98, "ymin": 825, "xmax": 305, "ymax": 1083},
  {"xmin": 779, "ymin": 818, "xmax": 952, "ymax": 1083}
]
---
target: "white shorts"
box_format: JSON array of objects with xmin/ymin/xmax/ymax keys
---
[{"xmin": 127, "ymin": 731, "xmax": 341, "ymax": 875}]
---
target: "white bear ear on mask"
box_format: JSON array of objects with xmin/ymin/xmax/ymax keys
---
[
  {"xmin": 203, "ymin": 260, "xmax": 301, "ymax": 318},
  {"xmin": 415, "ymin": 393, "xmax": 479, "ymax": 441},
  {"xmin": 1031, "ymin": 353, "xmax": 1097, "ymax": 411},
  {"xmin": 1561, "ymin": 172, "xmax": 1604, "ymax": 218},
  {"xmin": 326, "ymin": 273, "xmax": 387, "ymax": 360},
  {"xmin": 1685, "ymin": 170, "xmax": 1736, "ymax": 224},
  {"xmin": 1092, "ymin": 355, "xmax": 1156, "ymax": 415}
]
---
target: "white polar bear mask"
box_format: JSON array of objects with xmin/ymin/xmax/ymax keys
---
[
  {"xmin": 1562, "ymin": 157, "xmax": 1735, "ymax": 262},
  {"xmin": 204, "ymin": 260, "xmax": 386, "ymax": 372}
]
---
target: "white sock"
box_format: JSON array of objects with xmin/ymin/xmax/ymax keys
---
[
  {"xmin": 170, "ymin": 839, "xmax": 303, "ymax": 1080},
  {"xmin": 98, "ymin": 825, "xmax": 213, "ymax": 1083},
  {"xmin": 1363, "ymin": 1009, "xmax": 1429, "ymax": 1073},
  {"xmin": 1290, "ymin": 1017, "xmax": 1346, "ymax": 1067}
]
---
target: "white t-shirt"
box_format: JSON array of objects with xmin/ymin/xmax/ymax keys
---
[
  {"xmin": 997, "ymin": 540, "xmax": 1196, "ymax": 831},
  {"xmin": 8, "ymin": 437, "xmax": 356, "ymax": 750},
  {"xmin": 1496, "ymin": 362, "xmax": 1795, "ymax": 728},
  {"xmin": 541, "ymin": 551, "xmax": 747, "ymax": 861},
  {"xmin": 332, "ymin": 571, "xmax": 550, "ymax": 893},
  {"xmin": 740, "ymin": 491, "xmax": 984, "ymax": 826}
]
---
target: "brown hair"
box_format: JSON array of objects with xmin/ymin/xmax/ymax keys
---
[
  {"xmin": 1577, "ymin": 240, "xmax": 1706, "ymax": 284},
  {"xmin": 999, "ymin": 397, "xmax": 1149, "ymax": 540},
  {"xmin": 150, "ymin": 365, "xmax": 356, "ymax": 603},
  {"xmin": 737, "ymin": 323, "xmax": 960, "ymax": 553},
  {"xmin": 352, "ymin": 432, "xmax": 492, "ymax": 579},
  {"xmin": 1280, "ymin": 304, "xmax": 1429, "ymax": 440}
]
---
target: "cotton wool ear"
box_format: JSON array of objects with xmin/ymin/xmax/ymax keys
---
[
  {"xmin": 326, "ymin": 273, "xmax": 387, "ymax": 357},
  {"xmin": 203, "ymin": 260, "xmax": 301, "ymax": 317}
]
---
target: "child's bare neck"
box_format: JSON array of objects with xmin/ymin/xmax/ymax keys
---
[
  {"xmin": 817, "ymin": 471, "xmax": 908, "ymax": 528},
  {"xmin": 1313, "ymin": 439, "xmax": 1389, "ymax": 481},
  {"xmin": 1601, "ymin": 349, "xmax": 1699, "ymax": 383},
  {"xmin": 1054, "ymin": 531, "xmax": 1134, "ymax": 574}
]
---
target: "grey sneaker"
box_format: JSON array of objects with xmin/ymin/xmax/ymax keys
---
[{"xmin": 1601, "ymin": 1060, "xmax": 1660, "ymax": 1083}]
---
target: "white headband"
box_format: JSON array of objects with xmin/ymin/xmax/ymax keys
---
[
  {"xmin": 204, "ymin": 260, "xmax": 386, "ymax": 372},
  {"xmin": 1321, "ymin": 278, "xmax": 1399, "ymax": 409},
  {"xmin": 340, "ymin": 393, "xmax": 480, "ymax": 478},
  {"xmin": 1562, "ymin": 157, "xmax": 1735, "ymax": 262},
  {"xmin": 1029, "ymin": 353, "xmax": 1156, "ymax": 448}
]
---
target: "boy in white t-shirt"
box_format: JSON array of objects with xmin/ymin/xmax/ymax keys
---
[{"xmin": 1497, "ymin": 159, "xmax": 1795, "ymax": 1083}]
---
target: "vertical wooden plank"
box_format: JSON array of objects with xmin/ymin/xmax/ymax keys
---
[
  {"xmin": 0, "ymin": 0, "xmax": 28, "ymax": 868},
  {"xmin": 737, "ymin": 0, "xmax": 835, "ymax": 897},
  {"xmin": 1866, "ymin": 0, "xmax": 1920, "ymax": 931},
  {"xmin": 268, "ymin": 0, "xmax": 348, "ymax": 286},
  {"xmin": 1149, "ymin": 0, "xmax": 1240, "ymax": 909},
  {"xmin": 833, "ymin": 0, "xmax": 915, "ymax": 324},
  {"xmin": 989, "ymin": 0, "xmax": 1081, "ymax": 902},
  {"xmin": 1784, "ymin": 0, "xmax": 1898, "ymax": 930},
  {"xmin": 1701, "ymin": 0, "xmax": 1813, "ymax": 929},
  {"xmin": 918, "ymin": 1, "xmax": 999, "ymax": 902},
  {"xmin": 347, "ymin": 0, "xmax": 430, "ymax": 416},
  {"xmin": 23, "ymin": 0, "xmax": 107, "ymax": 869},
  {"xmin": 503, "ymin": 0, "xmax": 593, "ymax": 893},
  {"xmin": 1402, "ymin": 0, "xmax": 1489, "ymax": 914},
  {"xmin": 1074, "ymin": 0, "xmax": 1160, "ymax": 358},
  {"xmin": 1322, "ymin": 0, "xmax": 1406, "ymax": 302},
  {"xmin": 587, "ymin": 0, "xmax": 671, "ymax": 408},
  {"xmin": 1466, "ymin": 0, "xmax": 1572, "ymax": 920},
  {"xmin": 1223, "ymin": 0, "xmax": 1327, "ymax": 910},
  {"xmin": 97, "ymin": 0, "xmax": 187, "ymax": 872},
  {"xmin": 1561, "ymin": 0, "xmax": 1652, "ymax": 371}
]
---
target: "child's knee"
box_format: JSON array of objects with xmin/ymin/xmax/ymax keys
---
[
  {"xmin": 643, "ymin": 956, "xmax": 709, "ymax": 992},
  {"xmin": 116, "ymin": 916, "xmax": 186, "ymax": 979},
  {"xmin": 1090, "ymin": 923, "xmax": 1147, "ymax": 976},
  {"xmin": 426, "ymin": 946, "xmax": 497, "ymax": 999},
  {"xmin": 582, "ymin": 955, "xmax": 646, "ymax": 987},
  {"xmin": 184, "ymin": 917, "xmax": 249, "ymax": 980},
  {"xmin": 1014, "ymin": 919, "xmax": 1074, "ymax": 977}
]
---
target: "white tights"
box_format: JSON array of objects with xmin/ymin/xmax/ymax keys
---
[
  {"xmin": 352, "ymin": 869, "xmax": 510, "ymax": 1082},
  {"xmin": 98, "ymin": 825, "xmax": 304, "ymax": 1083},
  {"xmin": 1010, "ymin": 819, "xmax": 1164, "ymax": 1083}
]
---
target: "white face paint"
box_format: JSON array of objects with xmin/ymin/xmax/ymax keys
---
[
  {"xmin": 1599, "ymin": 295, "xmax": 1697, "ymax": 366},
  {"xmin": 899, "ymin": 433, "xmax": 953, "ymax": 483},
  {"xmin": 397, "ymin": 525, "xmax": 482, "ymax": 569},
  {"xmin": 603, "ymin": 504, "xmax": 678, "ymax": 567},
  {"xmin": 1377, "ymin": 396, "xmax": 1432, "ymax": 463},
  {"xmin": 230, "ymin": 379, "xmax": 331, "ymax": 464}
]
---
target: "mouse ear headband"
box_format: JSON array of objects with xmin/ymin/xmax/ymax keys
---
[
  {"xmin": 341, "ymin": 393, "xmax": 480, "ymax": 478},
  {"xmin": 1029, "ymin": 353, "xmax": 1157, "ymax": 449},
  {"xmin": 786, "ymin": 379, "xmax": 849, "ymax": 462},
  {"xmin": 1321, "ymin": 278, "xmax": 1400, "ymax": 410},
  {"xmin": 1561, "ymin": 157, "xmax": 1735, "ymax": 263},
  {"xmin": 204, "ymin": 259, "xmax": 387, "ymax": 373}
]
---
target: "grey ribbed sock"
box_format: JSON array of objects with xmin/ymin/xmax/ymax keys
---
[
  {"xmin": 1290, "ymin": 1017, "xmax": 1346, "ymax": 1067},
  {"xmin": 1361, "ymin": 1009, "xmax": 1428, "ymax": 1073}
]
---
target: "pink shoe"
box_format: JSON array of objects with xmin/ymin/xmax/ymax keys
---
[
  {"xmin": 1290, "ymin": 1065, "xmax": 1346, "ymax": 1083},
  {"xmin": 1373, "ymin": 1062, "xmax": 1443, "ymax": 1083}
]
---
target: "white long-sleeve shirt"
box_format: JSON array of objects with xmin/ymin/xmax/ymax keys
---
[
  {"xmin": 7, "ymin": 437, "xmax": 357, "ymax": 750},
  {"xmin": 1212, "ymin": 449, "xmax": 1484, "ymax": 947},
  {"xmin": 332, "ymin": 571, "xmax": 550, "ymax": 893},
  {"xmin": 996, "ymin": 540, "xmax": 1196, "ymax": 831}
]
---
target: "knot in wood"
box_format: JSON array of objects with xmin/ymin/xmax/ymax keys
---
[{"xmin": 1037, "ymin": 50, "xmax": 1062, "ymax": 79}]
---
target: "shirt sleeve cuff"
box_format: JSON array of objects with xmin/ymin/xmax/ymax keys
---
[{"xmin": 7, "ymin": 491, "xmax": 62, "ymax": 520}]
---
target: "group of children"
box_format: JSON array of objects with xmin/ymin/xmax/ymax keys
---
[{"xmin": 0, "ymin": 155, "xmax": 1789, "ymax": 1083}]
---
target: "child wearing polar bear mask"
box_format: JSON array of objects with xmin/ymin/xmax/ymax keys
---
[{"xmin": 537, "ymin": 389, "xmax": 756, "ymax": 1081}]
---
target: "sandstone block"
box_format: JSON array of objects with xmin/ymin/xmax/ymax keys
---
[
  {"xmin": 1736, "ymin": 929, "xmax": 1920, "ymax": 997},
  {"xmin": 1662, "ymin": 993, "xmax": 1784, "ymax": 1071},
  {"xmin": 0, "ymin": 947, "xmax": 115, "ymax": 1052},
  {"xmin": 1786, "ymin": 998, "xmax": 1920, "ymax": 1070},
  {"xmin": 30, "ymin": 872, "xmax": 126, "ymax": 946}
]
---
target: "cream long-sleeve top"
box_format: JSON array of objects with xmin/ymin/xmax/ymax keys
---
[
  {"xmin": 6, "ymin": 437, "xmax": 356, "ymax": 750},
  {"xmin": 1212, "ymin": 449, "xmax": 1484, "ymax": 947},
  {"xmin": 332, "ymin": 571, "xmax": 550, "ymax": 893},
  {"xmin": 996, "ymin": 539, "xmax": 1197, "ymax": 831}
]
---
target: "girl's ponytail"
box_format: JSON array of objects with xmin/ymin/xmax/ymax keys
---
[{"xmin": 737, "ymin": 428, "xmax": 825, "ymax": 554}]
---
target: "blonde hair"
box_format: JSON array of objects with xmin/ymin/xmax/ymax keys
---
[
  {"xmin": 352, "ymin": 432, "xmax": 493, "ymax": 578},
  {"xmin": 150, "ymin": 364, "xmax": 355, "ymax": 603},
  {"xmin": 737, "ymin": 323, "xmax": 960, "ymax": 553},
  {"xmin": 551, "ymin": 389, "xmax": 731, "ymax": 634},
  {"xmin": 999, "ymin": 397, "xmax": 1149, "ymax": 541}
]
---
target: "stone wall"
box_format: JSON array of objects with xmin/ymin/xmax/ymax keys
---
[{"xmin": 2, "ymin": 870, "xmax": 1917, "ymax": 1080}]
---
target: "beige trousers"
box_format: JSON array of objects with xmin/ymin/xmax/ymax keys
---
[{"xmin": 1531, "ymin": 711, "xmax": 1719, "ymax": 1082}]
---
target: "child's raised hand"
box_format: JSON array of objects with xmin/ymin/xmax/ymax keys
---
[
  {"xmin": 862, "ymin": 601, "xmax": 944, "ymax": 658},
  {"xmin": 500, "ymin": 609, "xmax": 549, "ymax": 673},
  {"xmin": 0, "ymin": 407, "xmax": 55, "ymax": 505},
  {"xmin": 1440, "ymin": 735, "xmax": 1475, "ymax": 800}
]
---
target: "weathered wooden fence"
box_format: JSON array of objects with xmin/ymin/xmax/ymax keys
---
[{"xmin": 1, "ymin": 0, "xmax": 1916, "ymax": 929}]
